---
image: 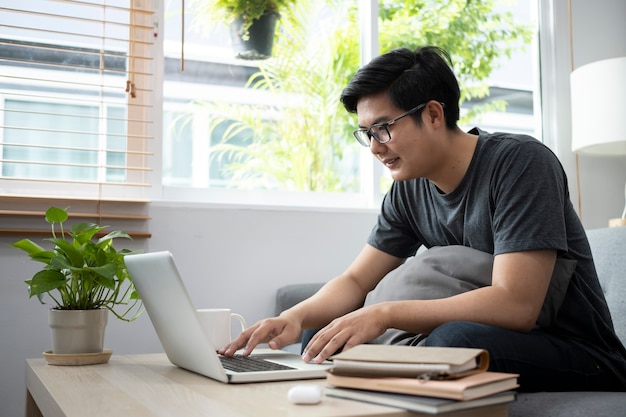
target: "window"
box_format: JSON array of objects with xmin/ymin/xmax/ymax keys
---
[
  {"xmin": 161, "ymin": 0, "xmax": 538, "ymax": 208},
  {"xmin": 0, "ymin": 1, "xmax": 538, "ymax": 217},
  {"xmin": 0, "ymin": 0, "xmax": 155, "ymax": 236}
]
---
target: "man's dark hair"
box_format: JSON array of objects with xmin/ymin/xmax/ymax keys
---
[{"xmin": 340, "ymin": 46, "xmax": 460, "ymax": 128}]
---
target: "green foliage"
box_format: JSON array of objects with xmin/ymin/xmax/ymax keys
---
[
  {"xmin": 199, "ymin": 1, "xmax": 360, "ymax": 191},
  {"xmin": 194, "ymin": 0, "xmax": 533, "ymax": 192},
  {"xmin": 190, "ymin": 0, "xmax": 298, "ymax": 36},
  {"xmin": 11, "ymin": 207, "xmax": 143, "ymax": 321},
  {"xmin": 377, "ymin": 0, "xmax": 534, "ymax": 109}
]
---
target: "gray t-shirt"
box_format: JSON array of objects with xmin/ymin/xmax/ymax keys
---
[{"xmin": 368, "ymin": 128, "xmax": 626, "ymax": 385}]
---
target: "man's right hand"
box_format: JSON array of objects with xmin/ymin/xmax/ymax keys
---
[{"xmin": 217, "ymin": 314, "xmax": 303, "ymax": 357}]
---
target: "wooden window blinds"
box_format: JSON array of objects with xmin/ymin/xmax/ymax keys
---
[{"xmin": 0, "ymin": 0, "xmax": 155, "ymax": 237}]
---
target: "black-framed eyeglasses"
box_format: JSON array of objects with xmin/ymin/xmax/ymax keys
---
[{"xmin": 352, "ymin": 102, "xmax": 445, "ymax": 147}]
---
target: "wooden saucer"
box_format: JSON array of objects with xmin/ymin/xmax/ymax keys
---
[{"xmin": 43, "ymin": 349, "xmax": 112, "ymax": 366}]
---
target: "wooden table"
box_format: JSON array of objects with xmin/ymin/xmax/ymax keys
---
[{"xmin": 25, "ymin": 353, "xmax": 415, "ymax": 417}]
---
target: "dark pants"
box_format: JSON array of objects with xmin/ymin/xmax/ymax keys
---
[{"xmin": 424, "ymin": 321, "xmax": 622, "ymax": 392}]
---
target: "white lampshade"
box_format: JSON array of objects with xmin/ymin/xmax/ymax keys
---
[{"xmin": 570, "ymin": 56, "xmax": 626, "ymax": 155}]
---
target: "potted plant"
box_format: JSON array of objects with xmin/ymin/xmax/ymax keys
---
[
  {"xmin": 11, "ymin": 206, "xmax": 142, "ymax": 358},
  {"xmin": 190, "ymin": 0, "xmax": 298, "ymax": 59}
]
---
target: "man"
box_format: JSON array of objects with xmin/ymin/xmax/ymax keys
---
[{"xmin": 221, "ymin": 46, "xmax": 626, "ymax": 391}]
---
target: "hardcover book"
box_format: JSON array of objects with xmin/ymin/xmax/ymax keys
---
[
  {"xmin": 330, "ymin": 345, "xmax": 490, "ymax": 379},
  {"xmin": 326, "ymin": 370, "xmax": 519, "ymax": 401}
]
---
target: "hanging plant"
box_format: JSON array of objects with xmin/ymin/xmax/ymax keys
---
[{"xmin": 189, "ymin": 0, "xmax": 298, "ymax": 59}]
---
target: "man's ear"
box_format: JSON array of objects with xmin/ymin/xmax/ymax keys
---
[{"xmin": 423, "ymin": 101, "xmax": 445, "ymax": 127}]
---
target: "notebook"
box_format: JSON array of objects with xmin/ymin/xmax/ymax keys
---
[{"xmin": 125, "ymin": 251, "xmax": 332, "ymax": 383}]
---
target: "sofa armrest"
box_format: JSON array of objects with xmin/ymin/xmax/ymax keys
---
[
  {"xmin": 274, "ymin": 283, "xmax": 324, "ymax": 316},
  {"xmin": 586, "ymin": 226, "xmax": 626, "ymax": 345},
  {"xmin": 274, "ymin": 283, "xmax": 325, "ymax": 352}
]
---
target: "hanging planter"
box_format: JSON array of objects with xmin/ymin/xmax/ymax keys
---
[
  {"xmin": 230, "ymin": 11, "xmax": 279, "ymax": 60},
  {"xmin": 190, "ymin": 1, "xmax": 297, "ymax": 60}
]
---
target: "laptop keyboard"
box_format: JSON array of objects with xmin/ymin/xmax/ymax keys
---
[{"xmin": 219, "ymin": 354, "xmax": 297, "ymax": 373}]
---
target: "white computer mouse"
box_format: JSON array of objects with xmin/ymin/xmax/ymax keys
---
[{"xmin": 287, "ymin": 384, "xmax": 323, "ymax": 405}]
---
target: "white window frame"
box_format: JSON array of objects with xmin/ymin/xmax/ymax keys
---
[{"xmin": 154, "ymin": 1, "xmax": 544, "ymax": 212}]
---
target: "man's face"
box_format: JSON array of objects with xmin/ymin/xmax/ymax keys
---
[{"xmin": 356, "ymin": 92, "xmax": 440, "ymax": 181}]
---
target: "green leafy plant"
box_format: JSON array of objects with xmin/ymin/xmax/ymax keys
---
[
  {"xmin": 376, "ymin": 0, "xmax": 534, "ymax": 121},
  {"xmin": 190, "ymin": 0, "xmax": 298, "ymax": 37},
  {"xmin": 193, "ymin": 1, "xmax": 360, "ymax": 192},
  {"xmin": 11, "ymin": 207, "xmax": 143, "ymax": 321}
]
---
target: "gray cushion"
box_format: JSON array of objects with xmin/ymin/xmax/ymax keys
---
[
  {"xmin": 363, "ymin": 245, "xmax": 576, "ymax": 344},
  {"xmin": 363, "ymin": 246, "xmax": 490, "ymax": 344},
  {"xmin": 364, "ymin": 246, "xmax": 493, "ymax": 304}
]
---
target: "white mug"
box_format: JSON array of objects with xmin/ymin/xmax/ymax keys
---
[{"xmin": 196, "ymin": 308, "xmax": 247, "ymax": 349}]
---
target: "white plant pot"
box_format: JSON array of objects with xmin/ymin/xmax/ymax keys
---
[{"xmin": 49, "ymin": 308, "xmax": 108, "ymax": 354}]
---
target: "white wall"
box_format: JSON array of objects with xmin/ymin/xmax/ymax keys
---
[{"xmin": 145, "ymin": 203, "xmax": 376, "ymax": 321}]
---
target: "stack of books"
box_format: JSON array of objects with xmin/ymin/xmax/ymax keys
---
[{"xmin": 325, "ymin": 345, "xmax": 519, "ymax": 416}]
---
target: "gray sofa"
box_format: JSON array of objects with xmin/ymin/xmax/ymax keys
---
[{"xmin": 275, "ymin": 226, "xmax": 626, "ymax": 416}]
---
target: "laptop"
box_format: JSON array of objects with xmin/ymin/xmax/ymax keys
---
[{"xmin": 125, "ymin": 251, "xmax": 332, "ymax": 383}]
